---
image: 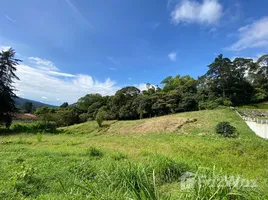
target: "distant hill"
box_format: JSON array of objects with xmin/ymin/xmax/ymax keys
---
[{"xmin": 15, "ymin": 97, "xmax": 57, "ymax": 109}]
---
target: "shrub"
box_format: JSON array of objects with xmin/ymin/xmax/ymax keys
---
[
  {"xmin": 12, "ymin": 121, "xmax": 57, "ymax": 133},
  {"xmin": 216, "ymin": 122, "xmax": 237, "ymax": 138},
  {"xmin": 79, "ymin": 113, "xmax": 90, "ymax": 123},
  {"xmin": 95, "ymin": 110, "xmax": 106, "ymax": 127},
  {"xmin": 199, "ymin": 98, "xmax": 233, "ymax": 110}
]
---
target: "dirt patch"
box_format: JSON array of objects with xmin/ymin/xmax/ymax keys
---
[{"xmin": 112, "ymin": 115, "xmax": 197, "ymax": 134}]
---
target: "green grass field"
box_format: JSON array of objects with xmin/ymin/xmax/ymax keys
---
[{"xmin": 1, "ymin": 109, "xmax": 268, "ymax": 199}]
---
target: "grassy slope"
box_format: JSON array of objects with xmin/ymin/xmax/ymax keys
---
[
  {"xmin": 1, "ymin": 109, "xmax": 268, "ymax": 199},
  {"xmin": 238, "ymin": 102, "xmax": 268, "ymax": 110}
]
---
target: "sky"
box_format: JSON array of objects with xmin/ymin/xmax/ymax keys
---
[{"xmin": 1, "ymin": 0, "xmax": 268, "ymax": 105}]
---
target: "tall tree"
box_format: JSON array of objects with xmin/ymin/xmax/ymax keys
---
[
  {"xmin": 60, "ymin": 102, "xmax": 69, "ymax": 108},
  {"xmin": 23, "ymin": 102, "xmax": 33, "ymax": 113},
  {"xmin": 0, "ymin": 48, "xmax": 21, "ymax": 128}
]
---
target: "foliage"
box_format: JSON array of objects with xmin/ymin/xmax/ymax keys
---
[
  {"xmin": 22, "ymin": 102, "xmax": 34, "ymax": 113},
  {"xmin": 111, "ymin": 152, "xmax": 128, "ymax": 161},
  {"xmin": 95, "ymin": 108, "xmax": 106, "ymax": 127},
  {"xmin": 216, "ymin": 122, "xmax": 237, "ymax": 138},
  {"xmin": 18, "ymin": 53, "xmax": 266, "ymax": 126},
  {"xmin": 0, "ymin": 109, "xmax": 268, "ymax": 199},
  {"xmin": 0, "ymin": 48, "xmax": 21, "ymax": 128},
  {"xmin": 87, "ymin": 147, "xmax": 104, "ymax": 157},
  {"xmin": 36, "ymin": 132, "xmax": 42, "ymax": 142},
  {"xmin": 12, "ymin": 121, "xmax": 57, "ymax": 133},
  {"xmin": 60, "ymin": 102, "xmax": 68, "ymax": 108}
]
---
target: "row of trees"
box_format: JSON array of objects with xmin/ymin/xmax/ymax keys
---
[
  {"xmin": 35, "ymin": 54, "xmax": 268, "ymax": 126},
  {"xmin": 1, "ymin": 47, "xmax": 267, "ymax": 128},
  {"xmin": 70, "ymin": 54, "xmax": 268, "ymax": 122}
]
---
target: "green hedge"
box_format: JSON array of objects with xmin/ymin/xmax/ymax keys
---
[{"xmin": 12, "ymin": 121, "xmax": 57, "ymax": 133}]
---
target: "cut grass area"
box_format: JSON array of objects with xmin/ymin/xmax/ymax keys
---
[{"xmin": 0, "ymin": 109, "xmax": 268, "ymax": 199}]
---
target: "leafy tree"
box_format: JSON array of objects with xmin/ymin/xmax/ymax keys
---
[
  {"xmin": 77, "ymin": 94, "xmax": 102, "ymax": 112},
  {"xmin": 60, "ymin": 102, "xmax": 69, "ymax": 108},
  {"xmin": 0, "ymin": 48, "xmax": 21, "ymax": 128},
  {"xmin": 132, "ymin": 95, "xmax": 151, "ymax": 119},
  {"xmin": 35, "ymin": 107, "xmax": 55, "ymax": 124},
  {"xmin": 23, "ymin": 102, "xmax": 33, "ymax": 113},
  {"xmin": 203, "ymin": 54, "xmax": 254, "ymax": 105}
]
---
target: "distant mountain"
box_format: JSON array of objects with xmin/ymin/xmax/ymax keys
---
[{"xmin": 15, "ymin": 97, "xmax": 57, "ymax": 109}]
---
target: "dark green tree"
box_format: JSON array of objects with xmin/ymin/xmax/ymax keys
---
[
  {"xmin": 77, "ymin": 94, "xmax": 102, "ymax": 112},
  {"xmin": 60, "ymin": 102, "xmax": 69, "ymax": 108},
  {"xmin": 23, "ymin": 102, "xmax": 33, "ymax": 113},
  {"xmin": 0, "ymin": 48, "xmax": 21, "ymax": 128}
]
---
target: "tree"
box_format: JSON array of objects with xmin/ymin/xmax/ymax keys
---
[
  {"xmin": 77, "ymin": 94, "xmax": 103, "ymax": 112},
  {"xmin": 0, "ymin": 48, "xmax": 21, "ymax": 128},
  {"xmin": 35, "ymin": 107, "xmax": 55, "ymax": 124},
  {"xmin": 203, "ymin": 54, "xmax": 254, "ymax": 105},
  {"xmin": 60, "ymin": 102, "xmax": 69, "ymax": 108},
  {"xmin": 96, "ymin": 108, "xmax": 106, "ymax": 127},
  {"xmin": 23, "ymin": 102, "xmax": 33, "ymax": 113}
]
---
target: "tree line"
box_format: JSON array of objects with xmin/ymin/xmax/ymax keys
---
[
  {"xmin": 36, "ymin": 54, "xmax": 268, "ymax": 127},
  {"xmin": 0, "ymin": 48, "xmax": 268, "ymax": 128}
]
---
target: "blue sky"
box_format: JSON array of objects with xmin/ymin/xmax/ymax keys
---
[{"xmin": 1, "ymin": 0, "xmax": 268, "ymax": 105}]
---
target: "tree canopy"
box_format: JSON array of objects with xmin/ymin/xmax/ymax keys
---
[{"xmin": 0, "ymin": 48, "xmax": 21, "ymax": 128}]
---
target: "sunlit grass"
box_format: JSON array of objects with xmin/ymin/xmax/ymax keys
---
[{"xmin": 0, "ymin": 109, "xmax": 268, "ymax": 199}]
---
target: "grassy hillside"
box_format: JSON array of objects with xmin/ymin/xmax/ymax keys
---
[{"xmin": 1, "ymin": 109, "xmax": 268, "ymax": 199}]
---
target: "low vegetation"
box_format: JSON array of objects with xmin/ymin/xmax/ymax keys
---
[
  {"xmin": 216, "ymin": 122, "xmax": 237, "ymax": 138},
  {"xmin": 1, "ymin": 109, "xmax": 268, "ymax": 199},
  {"xmin": 1, "ymin": 46, "xmax": 268, "ymax": 199}
]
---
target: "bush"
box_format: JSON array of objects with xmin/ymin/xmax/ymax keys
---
[
  {"xmin": 199, "ymin": 98, "xmax": 232, "ymax": 110},
  {"xmin": 95, "ymin": 109, "xmax": 106, "ymax": 127},
  {"xmin": 216, "ymin": 122, "xmax": 237, "ymax": 138},
  {"xmin": 12, "ymin": 121, "xmax": 57, "ymax": 133},
  {"xmin": 79, "ymin": 113, "xmax": 90, "ymax": 123}
]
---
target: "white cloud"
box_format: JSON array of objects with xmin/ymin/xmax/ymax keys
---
[
  {"xmin": 0, "ymin": 46, "xmax": 11, "ymax": 51},
  {"xmin": 14, "ymin": 63, "xmax": 119, "ymax": 105},
  {"xmin": 171, "ymin": 0, "xmax": 223, "ymax": 25},
  {"xmin": 28, "ymin": 57, "xmax": 59, "ymax": 71},
  {"xmin": 226, "ymin": 17, "xmax": 268, "ymax": 51},
  {"xmin": 168, "ymin": 52, "xmax": 177, "ymax": 61},
  {"xmin": 5, "ymin": 15, "xmax": 15, "ymax": 22}
]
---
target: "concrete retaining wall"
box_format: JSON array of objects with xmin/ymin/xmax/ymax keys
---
[{"xmin": 245, "ymin": 121, "xmax": 268, "ymax": 139}]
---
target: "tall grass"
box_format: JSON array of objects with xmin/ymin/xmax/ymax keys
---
[{"xmin": 68, "ymin": 159, "xmax": 267, "ymax": 200}]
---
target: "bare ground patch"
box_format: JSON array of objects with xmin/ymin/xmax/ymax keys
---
[{"xmin": 109, "ymin": 115, "xmax": 197, "ymax": 134}]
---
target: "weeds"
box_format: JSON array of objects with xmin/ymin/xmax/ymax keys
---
[
  {"xmin": 111, "ymin": 152, "xmax": 127, "ymax": 161},
  {"xmin": 36, "ymin": 132, "xmax": 42, "ymax": 142},
  {"xmin": 87, "ymin": 147, "xmax": 104, "ymax": 158}
]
